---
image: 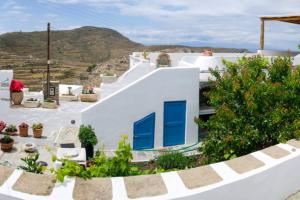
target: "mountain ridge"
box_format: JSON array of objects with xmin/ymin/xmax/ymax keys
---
[{"xmin": 0, "ymin": 26, "xmax": 248, "ymax": 90}]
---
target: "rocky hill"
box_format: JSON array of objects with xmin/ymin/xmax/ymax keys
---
[{"xmin": 0, "ymin": 27, "xmax": 248, "ymax": 90}]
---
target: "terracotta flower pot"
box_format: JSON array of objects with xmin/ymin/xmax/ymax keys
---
[
  {"xmin": 33, "ymin": 129, "xmax": 43, "ymax": 138},
  {"xmin": 11, "ymin": 92, "xmax": 23, "ymax": 105},
  {"xmin": 19, "ymin": 127, "xmax": 29, "ymax": 137},
  {"xmin": 80, "ymin": 94, "xmax": 98, "ymax": 102},
  {"xmin": 0, "ymin": 140, "xmax": 14, "ymax": 152}
]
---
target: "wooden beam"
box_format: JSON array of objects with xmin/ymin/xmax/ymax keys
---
[{"xmin": 260, "ymin": 19, "xmax": 265, "ymax": 50}]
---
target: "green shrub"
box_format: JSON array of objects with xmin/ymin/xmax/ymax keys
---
[
  {"xmin": 54, "ymin": 159, "xmax": 91, "ymax": 182},
  {"xmin": 196, "ymin": 56, "xmax": 300, "ymax": 164},
  {"xmin": 5, "ymin": 125, "xmax": 17, "ymax": 132},
  {"xmin": 32, "ymin": 123, "xmax": 43, "ymax": 130},
  {"xmin": 19, "ymin": 153, "xmax": 45, "ymax": 174},
  {"xmin": 156, "ymin": 152, "xmax": 196, "ymax": 170},
  {"xmin": 88, "ymin": 135, "xmax": 140, "ymax": 177},
  {"xmin": 53, "ymin": 135, "xmax": 140, "ymax": 182},
  {"xmin": 61, "ymin": 69, "xmax": 74, "ymax": 78},
  {"xmin": 87, "ymin": 64, "xmax": 97, "ymax": 72},
  {"xmin": 1, "ymin": 134, "xmax": 13, "ymax": 144},
  {"xmin": 78, "ymin": 125, "xmax": 98, "ymax": 146}
]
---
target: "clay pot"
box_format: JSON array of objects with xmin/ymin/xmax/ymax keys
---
[
  {"xmin": 19, "ymin": 127, "xmax": 29, "ymax": 137},
  {"xmin": 33, "ymin": 129, "xmax": 43, "ymax": 138},
  {"xmin": 0, "ymin": 139, "xmax": 14, "ymax": 152},
  {"xmin": 11, "ymin": 92, "xmax": 23, "ymax": 105}
]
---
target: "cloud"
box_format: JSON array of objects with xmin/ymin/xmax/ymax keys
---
[{"xmin": 3, "ymin": 0, "xmax": 300, "ymax": 50}]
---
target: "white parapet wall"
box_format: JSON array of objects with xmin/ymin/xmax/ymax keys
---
[
  {"xmin": 81, "ymin": 67, "xmax": 199, "ymax": 150},
  {"xmin": 0, "ymin": 70, "xmax": 13, "ymax": 101}
]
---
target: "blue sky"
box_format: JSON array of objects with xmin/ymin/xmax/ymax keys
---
[{"xmin": 0, "ymin": 0, "xmax": 300, "ymax": 50}]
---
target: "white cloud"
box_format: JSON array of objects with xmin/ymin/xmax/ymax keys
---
[{"xmin": 4, "ymin": 0, "xmax": 300, "ymax": 50}]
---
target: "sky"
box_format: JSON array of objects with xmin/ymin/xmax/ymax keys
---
[{"xmin": 0, "ymin": 0, "xmax": 300, "ymax": 51}]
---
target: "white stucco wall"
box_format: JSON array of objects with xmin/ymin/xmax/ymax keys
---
[
  {"xmin": 0, "ymin": 70, "xmax": 13, "ymax": 100},
  {"xmin": 81, "ymin": 67, "xmax": 199, "ymax": 150},
  {"xmin": 100, "ymin": 60, "xmax": 155, "ymax": 98},
  {"xmin": 59, "ymin": 84, "xmax": 83, "ymax": 96}
]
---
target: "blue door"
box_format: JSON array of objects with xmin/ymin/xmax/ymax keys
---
[
  {"xmin": 133, "ymin": 113, "xmax": 155, "ymax": 150},
  {"xmin": 163, "ymin": 101, "xmax": 186, "ymax": 146}
]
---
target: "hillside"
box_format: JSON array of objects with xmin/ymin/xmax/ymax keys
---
[{"xmin": 0, "ymin": 27, "xmax": 248, "ymax": 90}]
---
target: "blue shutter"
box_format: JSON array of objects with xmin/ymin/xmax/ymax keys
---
[{"xmin": 133, "ymin": 113, "xmax": 155, "ymax": 150}]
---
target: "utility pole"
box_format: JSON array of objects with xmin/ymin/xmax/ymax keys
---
[{"xmin": 46, "ymin": 22, "xmax": 51, "ymax": 99}]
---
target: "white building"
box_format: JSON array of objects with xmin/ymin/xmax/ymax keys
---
[{"xmin": 81, "ymin": 50, "xmax": 300, "ymax": 150}]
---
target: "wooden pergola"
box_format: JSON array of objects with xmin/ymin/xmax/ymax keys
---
[{"xmin": 260, "ymin": 15, "xmax": 300, "ymax": 49}]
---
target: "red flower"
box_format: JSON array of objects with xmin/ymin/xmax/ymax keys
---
[
  {"xmin": 10, "ymin": 80, "xmax": 24, "ymax": 92},
  {"xmin": 0, "ymin": 121, "xmax": 6, "ymax": 133}
]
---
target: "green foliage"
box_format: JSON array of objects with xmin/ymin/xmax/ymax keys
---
[
  {"xmin": 5, "ymin": 124, "xmax": 17, "ymax": 132},
  {"xmin": 1, "ymin": 134, "xmax": 13, "ymax": 144},
  {"xmin": 102, "ymin": 70, "xmax": 114, "ymax": 76},
  {"xmin": 44, "ymin": 98, "xmax": 55, "ymax": 103},
  {"xmin": 61, "ymin": 69, "xmax": 75, "ymax": 78},
  {"xmin": 54, "ymin": 159, "xmax": 91, "ymax": 182},
  {"xmin": 87, "ymin": 64, "xmax": 97, "ymax": 73},
  {"xmin": 19, "ymin": 153, "xmax": 44, "ymax": 174},
  {"xmin": 88, "ymin": 135, "xmax": 140, "ymax": 177},
  {"xmin": 32, "ymin": 123, "xmax": 43, "ymax": 130},
  {"xmin": 142, "ymin": 51, "xmax": 149, "ymax": 59},
  {"xmin": 196, "ymin": 56, "xmax": 300, "ymax": 164},
  {"xmin": 156, "ymin": 152, "xmax": 196, "ymax": 170},
  {"xmin": 53, "ymin": 135, "xmax": 140, "ymax": 182},
  {"xmin": 78, "ymin": 125, "xmax": 98, "ymax": 146}
]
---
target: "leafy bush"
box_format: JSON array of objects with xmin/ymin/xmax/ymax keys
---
[
  {"xmin": 156, "ymin": 152, "xmax": 196, "ymax": 170},
  {"xmin": 1, "ymin": 134, "xmax": 13, "ymax": 144},
  {"xmin": 88, "ymin": 135, "xmax": 140, "ymax": 177},
  {"xmin": 196, "ymin": 56, "xmax": 300, "ymax": 164},
  {"xmin": 19, "ymin": 153, "xmax": 44, "ymax": 174},
  {"xmin": 78, "ymin": 125, "xmax": 98, "ymax": 146},
  {"xmin": 87, "ymin": 64, "xmax": 97, "ymax": 73},
  {"xmin": 53, "ymin": 135, "xmax": 139, "ymax": 182},
  {"xmin": 102, "ymin": 70, "xmax": 114, "ymax": 76},
  {"xmin": 54, "ymin": 159, "xmax": 91, "ymax": 182},
  {"xmin": 5, "ymin": 125, "xmax": 17, "ymax": 132},
  {"xmin": 32, "ymin": 123, "xmax": 43, "ymax": 130},
  {"xmin": 61, "ymin": 69, "xmax": 74, "ymax": 78}
]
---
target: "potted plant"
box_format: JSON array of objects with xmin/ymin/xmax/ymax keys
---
[
  {"xmin": 60, "ymin": 87, "xmax": 78, "ymax": 101},
  {"xmin": 42, "ymin": 98, "xmax": 57, "ymax": 109},
  {"xmin": 5, "ymin": 124, "xmax": 17, "ymax": 136},
  {"xmin": 100, "ymin": 71, "xmax": 118, "ymax": 84},
  {"xmin": 19, "ymin": 123, "xmax": 29, "ymax": 137},
  {"xmin": 80, "ymin": 86, "xmax": 98, "ymax": 102},
  {"xmin": 0, "ymin": 134, "xmax": 14, "ymax": 152},
  {"xmin": 32, "ymin": 123, "xmax": 43, "ymax": 138},
  {"xmin": 0, "ymin": 121, "xmax": 6, "ymax": 133},
  {"xmin": 23, "ymin": 98, "xmax": 40, "ymax": 108},
  {"xmin": 78, "ymin": 125, "xmax": 98, "ymax": 160},
  {"xmin": 10, "ymin": 79, "xmax": 24, "ymax": 105}
]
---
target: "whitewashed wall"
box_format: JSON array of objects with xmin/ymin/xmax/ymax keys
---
[
  {"xmin": 59, "ymin": 84, "xmax": 83, "ymax": 96},
  {"xmin": 100, "ymin": 60, "xmax": 155, "ymax": 98},
  {"xmin": 0, "ymin": 70, "xmax": 13, "ymax": 100},
  {"xmin": 82, "ymin": 67, "xmax": 199, "ymax": 150}
]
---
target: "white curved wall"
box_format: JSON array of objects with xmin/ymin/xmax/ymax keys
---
[
  {"xmin": 100, "ymin": 60, "xmax": 155, "ymax": 98},
  {"xmin": 82, "ymin": 67, "xmax": 199, "ymax": 150}
]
